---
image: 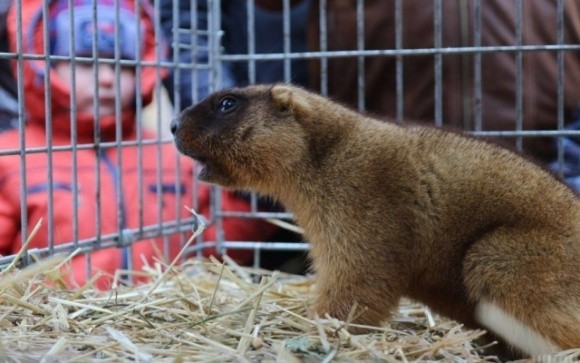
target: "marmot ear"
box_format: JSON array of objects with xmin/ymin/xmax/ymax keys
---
[{"xmin": 271, "ymin": 84, "xmax": 312, "ymax": 115}]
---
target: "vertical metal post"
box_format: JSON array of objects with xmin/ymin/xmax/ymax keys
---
[
  {"xmin": 66, "ymin": 0, "xmax": 80, "ymax": 258},
  {"xmin": 473, "ymin": 0, "xmax": 482, "ymax": 132},
  {"xmin": 207, "ymin": 0, "xmax": 225, "ymax": 255},
  {"xmin": 433, "ymin": 0, "xmax": 443, "ymax": 126},
  {"xmin": 246, "ymin": 0, "xmax": 256, "ymax": 85},
  {"xmin": 191, "ymin": 0, "xmax": 203, "ymax": 258},
  {"xmin": 169, "ymin": 0, "xmax": 185, "ymax": 255},
  {"xmin": 189, "ymin": 0, "xmax": 201, "ymax": 258},
  {"xmin": 189, "ymin": 0, "xmax": 199, "ymax": 104},
  {"xmin": 134, "ymin": 0, "xmax": 144, "ymax": 238},
  {"xmin": 15, "ymin": 0, "xmax": 28, "ymax": 265},
  {"xmin": 110, "ymin": 0, "xmax": 132, "ymax": 277},
  {"xmin": 459, "ymin": 0, "xmax": 471, "ymax": 130},
  {"xmin": 89, "ymin": 0, "xmax": 101, "ymax": 279},
  {"xmin": 319, "ymin": 0, "xmax": 328, "ymax": 96},
  {"xmin": 39, "ymin": 0, "xmax": 55, "ymax": 254},
  {"xmin": 356, "ymin": 0, "xmax": 365, "ymax": 112},
  {"xmin": 208, "ymin": 0, "xmax": 222, "ymax": 92},
  {"xmin": 151, "ymin": 0, "xmax": 168, "ymax": 264},
  {"xmin": 395, "ymin": 0, "xmax": 404, "ymax": 122},
  {"xmin": 283, "ymin": 0, "xmax": 291, "ymax": 83},
  {"xmin": 515, "ymin": 0, "xmax": 523, "ymax": 151},
  {"xmin": 171, "ymin": 0, "xmax": 181, "ymax": 112},
  {"xmin": 556, "ymin": 0, "xmax": 565, "ymax": 177}
]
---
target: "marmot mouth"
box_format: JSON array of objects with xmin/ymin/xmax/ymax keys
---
[
  {"xmin": 195, "ymin": 161, "xmax": 208, "ymax": 179},
  {"xmin": 187, "ymin": 152, "xmax": 210, "ymax": 179},
  {"xmin": 185, "ymin": 150, "xmax": 207, "ymax": 164},
  {"xmin": 179, "ymin": 149, "xmax": 211, "ymax": 180}
]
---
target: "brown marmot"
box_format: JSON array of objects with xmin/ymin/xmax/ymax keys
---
[{"xmin": 171, "ymin": 84, "xmax": 580, "ymax": 358}]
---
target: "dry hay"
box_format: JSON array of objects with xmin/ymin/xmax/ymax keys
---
[
  {"xmin": 0, "ymin": 221, "xmax": 578, "ymax": 362},
  {"xmin": 0, "ymin": 256, "xmax": 490, "ymax": 363},
  {"xmin": 2, "ymin": 259, "xmax": 577, "ymax": 362}
]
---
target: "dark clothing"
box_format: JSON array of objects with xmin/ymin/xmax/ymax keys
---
[
  {"xmin": 222, "ymin": 0, "xmax": 311, "ymax": 87},
  {"xmin": 158, "ymin": 0, "xmax": 213, "ymax": 111},
  {"xmin": 160, "ymin": 0, "xmax": 311, "ymax": 111},
  {"xmin": 0, "ymin": 0, "xmax": 17, "ymax": 131},
  {"xmin": 308, "ymin": 0, "xmax": 580, "ymax": 162},
  {"xmin": 549, "ymin": 108, "xmax": 580, "ymax": 193}
]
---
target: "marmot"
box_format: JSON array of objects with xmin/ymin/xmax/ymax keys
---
[{"xmin": 171, "ymin": 84, "xmax": 580, "ymax": 358}]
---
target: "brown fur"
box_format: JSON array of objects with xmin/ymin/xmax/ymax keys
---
[{"xmin": 171, "ymin": 84, "xmax": 580, "ymax": 357}]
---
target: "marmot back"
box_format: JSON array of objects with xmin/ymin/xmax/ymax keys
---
[{"xmin": 171, "ymin": 84, "xmax": 580, "ymax": 359}]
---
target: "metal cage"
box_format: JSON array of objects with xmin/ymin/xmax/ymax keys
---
[{"xmin": 0, "ymin": 0, "xmax": 579, "ymax": 283}]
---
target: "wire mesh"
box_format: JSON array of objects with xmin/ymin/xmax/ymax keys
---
[{"xmin": 0, "ymin": 0, "xmax": 579, "ymax": 283}]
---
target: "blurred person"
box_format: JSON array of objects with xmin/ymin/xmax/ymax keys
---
[
  {"xmin": 308, "ymin": 1, "xmax": 580, "ymax": 175},
  {"xmin": 0, "ymin": 0, "xmax": 277, "ymax": 289}
]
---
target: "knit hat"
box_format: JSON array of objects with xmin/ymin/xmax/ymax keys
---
[{"xmin": 50, "ymin": 0, "xmax": 140, "ymax": 60}]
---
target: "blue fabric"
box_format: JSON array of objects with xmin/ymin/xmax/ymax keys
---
[
  {"xmin": 51, "ymin": 1, "xmax": 140, "ymax": 60},
  {"xmin": 27, "ymin": 182, "xmax": 73, "ymax": 194},
  {"xmin": 147, "ymin": 183, "xmax": 186, "ymax": 195},
  {"xmin": 549, "ymin": 109, "xmax": 580, "ymax": 193}
]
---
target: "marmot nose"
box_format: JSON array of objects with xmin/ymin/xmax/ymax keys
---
[{"xmin": 170, "ymin": 118, "xmax": 179, "ymax": 135}]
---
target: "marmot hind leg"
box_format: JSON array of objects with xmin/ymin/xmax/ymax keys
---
[{"xmin": 463, "ymin": 226, "xmax": 580, "ymax": 356}]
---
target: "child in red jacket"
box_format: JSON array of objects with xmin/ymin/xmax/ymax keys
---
[{"xmin": 0, "ymin": 0, "xmax": 277, "ymax": 289}]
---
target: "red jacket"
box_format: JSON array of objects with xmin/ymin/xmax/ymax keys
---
[{"xmin": 0, "ymin": 0, "xmax": 276, "ymax": 288}]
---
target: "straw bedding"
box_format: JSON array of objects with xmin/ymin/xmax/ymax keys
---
[{"xmin": 0, "ymin": 243, "xmax": 578, "ymax": 361}]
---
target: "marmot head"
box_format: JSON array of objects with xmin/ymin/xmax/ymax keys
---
[{"xmin": 171, "ymin": 84, "xmax": 318, "ymax": 190}]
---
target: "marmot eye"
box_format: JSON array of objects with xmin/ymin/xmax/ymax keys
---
[{"xmin": 217, "ymin": 96, "xmax": 237, "ymax": 114}]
